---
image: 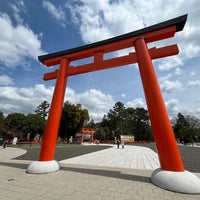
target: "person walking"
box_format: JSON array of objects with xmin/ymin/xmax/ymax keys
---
[
  {"xmin": 117, "ymin": 139, "xmax": 120, "ymax": 149},
  {"xmin": 121, "ymin": 140, "xmax": 124, "ymax": 149},
  {"xmin": 3, "ymin": 139, "xmax": 8, "ymax": 148}
]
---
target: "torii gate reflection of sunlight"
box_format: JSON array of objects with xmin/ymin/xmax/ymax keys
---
[{"xmin": 27, "ymin": 14, "xmax": 200, "ymax": 194}]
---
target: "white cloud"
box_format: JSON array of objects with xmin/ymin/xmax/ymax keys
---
[
  {"xmin": 174, "ymin": 68, "xmax": 183, "ymax": 75},
  {"xmin": 179, "ymin": 15, "xmax": 200, "ymax": 58},
  {"xmin": 66, "ymin": 88, "xmax": 115, "ymax": 121},
  {"xmin": 0, "ymin": 85, "xmax": 115, "ymax": 122},
  {"xmin": 158, "ymin": 57, "xmax": 184, "ymax": 71},
  {"xmin": 190, "ymin": 71, "xmax": 196, "ymax": 76},
  {"xmin": 0, "ymin": 83, "xmax": 197, "ymax": 122},
  {"xmin": 67, "ymin": 0, "xmax": 200, "ymax": 74},
  {"xmin": 0, "ymin": 84, "xmax": 54, "ymax": 114},
  {"xmin": 10, "ymin": 1, "xmax": 28, "ymax": 24},
  {"xmin": 43, "ymin": 0, "xmax": 66, "ymax": 27},
  {"xmin": 125, "ymin": 98, "xmax": 146, "ymax": 108},
  {"xmin": 0, "ymin": 0, "xmax": 199, "ymax": 125},
  {"xmin": 121, "ymin": 93, "xmax": 126, "ymax": 98},
  {"xmin": 165, "ymin": 99, "xmax": 179, "ymax": 118},
  {"xmin": 0, "ymin": 75, "xmax": 15, "ymax": 86},
  {"xmin": 159, "ymin": 74, "xmax": 172, "ymax": 82},
  {"xmin": 187, "ymin": 80, "xmax": 200, "ymax": 87},
  {"xmin": 0, "ymin": 12, "xmax": 45, "ymax": 68},
  {"xmin": 67, "ymin": 0, "xmax": 144, "ymax": 43},
  {"xmin": 10, "ymin": 4, "xmax": 24, "ymax": 24},
  {"xmin": 125, "ymin": 97, "xmax": 180, "ymax": 119},
  {"xmin": 160, "ymin": 80, "xmax": 182, "ymax": 93}
]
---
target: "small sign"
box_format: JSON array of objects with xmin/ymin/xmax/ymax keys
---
[{"xmin": 12, "ymin": 137, "xmax": 18, "ymax": 145}]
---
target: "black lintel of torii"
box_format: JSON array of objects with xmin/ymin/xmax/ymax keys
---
[{"xmin": 38, "ymin": 14, "xmax": 187, "ymax": 64}]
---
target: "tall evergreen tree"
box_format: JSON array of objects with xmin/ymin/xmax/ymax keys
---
[
  {"xmin": 35, "ymin": 100, "xmax": 50, "ymax": 119},
  {"xmin": 107, "ymin": 102, "xmax": 126, "ymax": 138}
]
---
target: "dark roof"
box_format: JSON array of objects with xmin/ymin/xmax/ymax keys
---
[{"xmin": 38, "ymin": 14, "xmax": 187, "ymax": 64}]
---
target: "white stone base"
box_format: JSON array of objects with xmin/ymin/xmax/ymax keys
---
[
  {"xmin": 27, "ymin": 160, "xmax": 60, "ymax": 174},
  {"xmin": 151, "ymin": 168, "xmax": 200, "ymax": 194}
]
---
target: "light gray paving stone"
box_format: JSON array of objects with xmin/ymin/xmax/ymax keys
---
[
  {"xmin": 0, "ymin": 145, "xmax": 200, "ymax": 200},
  {"xmin": 60, "ymin": 145, "xmax": 160, "ymax": 170}
]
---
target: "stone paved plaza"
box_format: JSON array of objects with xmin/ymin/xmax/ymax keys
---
[{"xmin": 0, "ymin": 145, "xmax": 200, "ymax": 200}]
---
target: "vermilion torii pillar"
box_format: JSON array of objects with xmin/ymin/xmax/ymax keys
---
[
  {"xmin": 134, "ymin": 38, "xmax": 184, "ymax": 171},
  {"xmin": 27, "ymin": 14, "xmax": 200, "ymax": 194},
  {"xmin": 39, "ymin": 58, "xmax": 69, "ymax": 161}
]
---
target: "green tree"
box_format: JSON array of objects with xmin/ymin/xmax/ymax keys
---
[
  {"xmin": 98, "ymin": 102, "xmax": 152, "ymax": 141},
  {"xmin": 0, "ymin": 111, "xmax": 4, "ymax": 122},
  {"xmin": 186, "ymin": 115, "xmax": 200, "ymax": 142},
  {"xmin": 94, "ymin": 127, "xmax": 110, "ymax": 141},
  {"xmin": 173, "ymin": 113, "xmax": 200, "ymax": 143},
  {"xmin": 129, "ymin": 107, "xmax": 151, "ymax": 141},
  {"xmin": 25, "ymin": 114, "xmax": 46, "ymax": 140},
  {"xmin": 107, "ymin": 102, "xmax": 126, "ymax": 138},
  {"xmin": 173, "ymin": 113, "xmax": 190, "ymax": 140},
  {"xmin": 59, "ymin": 102, "xmax": 89, "ymax": 139},
  {"xmin": 0, "ymin": 111, "xmax": 7, "ymax": 137},
  {"xmin": 5, "ymin": 113, "xmax": 26, "ymax": 138},
  {"xmin": 85, "ymin": 119, "xmax": 96, "ymax": 128},
  {"xmin": 35, "ymin": 100, "xmax": 50, "ymax": 119}
]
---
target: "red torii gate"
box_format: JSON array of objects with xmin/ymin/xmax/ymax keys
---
[{"xmin": 27, "ymin": 14, "xmax": 200, "ymax": 193}]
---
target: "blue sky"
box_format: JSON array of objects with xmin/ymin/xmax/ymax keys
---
[{"xmin": 0, "ymin": 0, "xmax": 200, "ymax": 122}]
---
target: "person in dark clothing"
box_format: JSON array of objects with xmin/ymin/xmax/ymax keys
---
[
  {"xmin": 3, "ymin": 139, "xmax": 8, "ymax": 148},
  {"xmin": 117, "ymin": 139, "xmax": 120, "ymax": 149},
  {"xmin": 121, "ymin": 140, "xmax": 124, "ymax": 149}
]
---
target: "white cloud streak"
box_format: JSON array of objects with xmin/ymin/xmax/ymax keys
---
[
  {"xmin": 160, "ymin": 80, "xmax": 182, "ymax": 93},
  {"xmin": 43, "ymin": 0, "xmax": 66, "ymax": 27},
  {"xmin": 187, "ymin": 80, "xmax": 200, "ymax": 87},
  {"xmin": 0, "ymin": 75, "xmax": 15, "ymax": 86}
]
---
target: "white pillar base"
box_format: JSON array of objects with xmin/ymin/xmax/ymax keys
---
[
  {"xmin": 151, "ymin": 168, "xmax": 200, "ymax": 194},
  {"xmin": 27, "ymin": 160, "xmax": 60, "ymax": 174}
]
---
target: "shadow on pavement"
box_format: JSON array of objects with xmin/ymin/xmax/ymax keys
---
[
  {"xmin": 60, "ymin": 166, "xmax": 151, "ymax": 184},
  {"xmin": 0, "ymin": 161, "xmax": 151, "ymax": 184},
  {"xmin": 0, "ymin": 162, "xmax": 28, "ymax": 170}
]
